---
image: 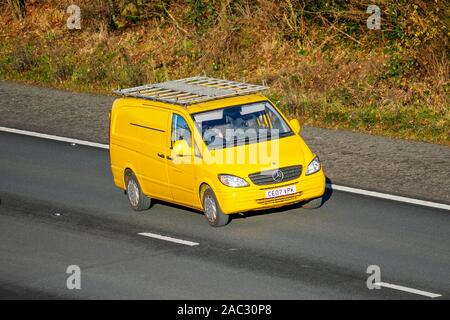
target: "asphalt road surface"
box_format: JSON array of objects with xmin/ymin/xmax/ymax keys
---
[
  {"xmin": 2, "ymin": 80, "xmax": 449, "ymax": 205},
  {"xmin": 0, "ymin": 132, "xmax": 449, "ymax": 299}
]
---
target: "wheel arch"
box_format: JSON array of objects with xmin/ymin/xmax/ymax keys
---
[
  {"xmin": 198, "ymin": 182, "xmax": 211, "ymax": 204},
  {"xmin": 123, "ymin": 164, "xmax": 139, "ymax": 188}
]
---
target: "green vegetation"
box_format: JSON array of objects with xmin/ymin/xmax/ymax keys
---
[{"xmin": 0, "ymin": 0, "xmax": 448, "ymax": 144}]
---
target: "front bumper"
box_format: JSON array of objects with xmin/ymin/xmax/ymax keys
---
[{"xmin": 216, "ymin": 169, "xmax": 326, "ymax": 214}]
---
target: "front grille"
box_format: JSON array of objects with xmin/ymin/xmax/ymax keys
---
[
  {"xmin": 256, "ymin": 191, "xmax": 303, "ymax": 205},
  {"xmin": 248, "ymin": 165, "xmax": 302, "ymax": 186}
]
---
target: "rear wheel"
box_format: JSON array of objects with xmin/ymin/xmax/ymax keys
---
[
  {"xmin": 125, "ymin": 171, "xmax": 151, "ymax": 211},
  {"xmin": 202, "ymin": 187, "xmax": 229, "ymax": 227}
]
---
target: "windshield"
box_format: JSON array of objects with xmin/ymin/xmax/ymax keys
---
[{"xmin": 191, "ymin": 101, "xmax": 293, "ymax": 149}]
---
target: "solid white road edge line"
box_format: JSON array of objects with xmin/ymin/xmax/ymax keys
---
[
  {"xmin": 1, "ymin": 126, "xmax": 449, "ymax": 211},
  {"xmin": 138, "ymin": 232, "xmax": 199, "ymax": 247},
  {"xmin": 375, "ymin": 282, "xmax": 442, "ymax": 298},
  {"xmin": 328, "ymin": 184, "xmax": 450, "ymax": 211},
  {"xmin": 0, "ymin": 126, "xmax": 109, "ymax": 149}
]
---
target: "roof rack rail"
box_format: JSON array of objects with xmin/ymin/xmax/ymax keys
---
[{"xmin": 113, "ymin": 76, "xmax": 269, "ymax": 106}]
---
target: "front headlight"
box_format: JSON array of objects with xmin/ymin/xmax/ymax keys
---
[
  {"xmin": 218, "ymin": 174, "xmax": 249, "ymax": 187},
  {"xmin": 306, "ymin": 156, "xmax": 321, "ymax": 175}
]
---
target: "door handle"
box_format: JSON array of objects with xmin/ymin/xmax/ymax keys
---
[
  {"xmin": 166, "ymin": 156, "xmax": 173, "ymax": 161},
  {"xmin": 157, "ymin": 153, "xmax": 165, "ymax": 158}
]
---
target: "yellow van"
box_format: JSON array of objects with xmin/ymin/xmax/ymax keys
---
[{"xmin": 110, "ymin": 77, "xmax": 325, "ymax": 226}]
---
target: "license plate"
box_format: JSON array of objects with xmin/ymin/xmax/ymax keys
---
[{"xmin": 265, "ymin": 185, "xmax": 296, "ymax": 199}]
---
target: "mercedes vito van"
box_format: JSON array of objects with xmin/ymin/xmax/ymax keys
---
[{"xmin": 110, "ymin": 77, "xmax": 325, "ymax": 226}]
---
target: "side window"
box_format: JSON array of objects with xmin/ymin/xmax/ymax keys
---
[
  {"xmin": 266, "ymin": 104, "xmax": 288, "ymax": 132},
  {"xmin": 171, "ymin": 114, "xmax": 192, "ymax": 148}
]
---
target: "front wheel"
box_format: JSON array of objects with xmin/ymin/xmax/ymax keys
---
[
  {"xmin": 125, "ymin": 171, "xmax": 151, "ymax": 211},
  {"xmin": 202, "ymin": 187, "xmax": 229, "ymax": 227}
]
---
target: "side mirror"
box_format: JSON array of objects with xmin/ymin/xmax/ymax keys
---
[
  {"xmin": 172, "ymin": 139, "xmax": 192, "ymax": 157},
  {"xmin": 289, "ymin": 119, "xmax": 301, "ymax": 134}
]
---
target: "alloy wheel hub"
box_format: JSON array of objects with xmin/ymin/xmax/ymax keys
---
[
  {"xmin": 204, "ymin": 195, "xmax": 217, "ymax": 223},
  {"xmin": 127, "ymin": 180, "xmax": 139, "ymax": 207}
]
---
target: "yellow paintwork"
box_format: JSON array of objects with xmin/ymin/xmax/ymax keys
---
[{"xmin": 109, "ymin": 94, "xmax": 326, "ymax": 214}]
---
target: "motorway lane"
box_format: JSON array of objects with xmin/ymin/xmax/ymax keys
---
[{"xmin": 0, "ymin": 132, "xmax": 449, "ymax": 299}]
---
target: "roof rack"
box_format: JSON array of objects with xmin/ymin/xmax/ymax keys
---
[{"xmin": 113, "ymin": 76, "xmax": 269, "ymax": 106}]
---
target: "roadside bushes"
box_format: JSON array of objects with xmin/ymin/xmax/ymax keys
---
[
  {"xmin": 10, "ymin": 46, "xmax": 37, "ymax": 73},
  {"xmin": 0, "ymin": 0, "xmax": 448, "ymax": 144},
  {"xmin": 96, "ymin": 0, "xmax": 169, "ymax": 30}
]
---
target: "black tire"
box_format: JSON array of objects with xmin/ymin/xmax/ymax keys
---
[
  {"xmin": 125, "ymin": 171, "xmax": 151, "ymax": 211},
  {"xmin": 202, "ymin": 187, "xmax": 230, "ymax": 227},
  {"xmin": 302, "ymin": 197, "xmax": 323, "ymax": 209}
]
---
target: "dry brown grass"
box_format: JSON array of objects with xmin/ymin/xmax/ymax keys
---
[{"xmin": 0, "ymin": 0, "xmax": 448, "ymax": 144}]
